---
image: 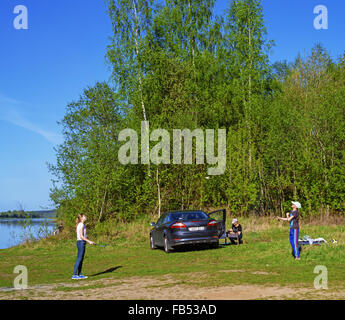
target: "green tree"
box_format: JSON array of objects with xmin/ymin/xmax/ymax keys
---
[
  {"xmin": 49, "ymin": 82, "xmax": 125, "ymax": 226},
  {"xmin": 220, "ymin": 0, "xmax": 273, "ymax": 213}
]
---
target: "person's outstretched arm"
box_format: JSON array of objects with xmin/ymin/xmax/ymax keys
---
[{"xmin": 277, "ymin": 215, "xmax": 294, "ymax": 222}]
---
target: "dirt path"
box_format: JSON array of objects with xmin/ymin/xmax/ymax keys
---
[{"xmin": 0, "ymin": 272, "xmax": 342, "ymax": 300}]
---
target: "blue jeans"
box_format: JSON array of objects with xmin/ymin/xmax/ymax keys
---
[
  {"xmin": 73, "ymin": 240, "xmax": 86, "ymax": 275},
  {"xmin": 289, "ymin": 228, "xmax": 300, "ymax": 258}
]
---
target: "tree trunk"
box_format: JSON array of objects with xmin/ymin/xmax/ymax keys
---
[
  {"xmin": 98, "ymin": 188, "xmax": 107, "ymax": 222},
  {"xmin": 132, "ymin": 0, "xmax": 150, "ymax": 176},
  {"xmin": 156, "ymin": 167, "xmax": 161, "ymax": 217}
]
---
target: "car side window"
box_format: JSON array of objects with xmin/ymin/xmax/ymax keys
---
[
  {"xmin": 164, "ymin": 214, "xmax": 172, "ymax": 224},
  {"xmin": 156, "ymin": 213, "xmax": 167, "ymax": 226},
  {"xmin": 161, "ymin": 213, "xmax": 170, "ymax": 225}
]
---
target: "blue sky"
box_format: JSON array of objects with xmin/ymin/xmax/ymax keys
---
[{"xmin": 0, "ymin": 0, "xmax": 344, "ymax": 211}]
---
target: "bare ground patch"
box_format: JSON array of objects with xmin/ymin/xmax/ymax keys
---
[{"xmin": 0, "ymin": 272, "xmax": 342, "ymax": 300}]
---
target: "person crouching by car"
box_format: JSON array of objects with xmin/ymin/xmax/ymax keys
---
[{"xmin": 227, "ymin": 219, "xmax": 243, "ymax": 245}]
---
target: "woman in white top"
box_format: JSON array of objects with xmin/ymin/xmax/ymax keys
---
[{"xmin": 72, "ymin": 214, "xmax": 95, "ymax": 279}]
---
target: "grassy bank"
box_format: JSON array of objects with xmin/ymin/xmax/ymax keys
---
[{"xmin": 1, "ymin": 215, "xmax": 345, "ymax": 296}]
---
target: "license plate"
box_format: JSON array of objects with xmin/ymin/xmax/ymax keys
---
[{"xmin": 189, "ymin": 227, "xmax": 205, "ymax": 231}]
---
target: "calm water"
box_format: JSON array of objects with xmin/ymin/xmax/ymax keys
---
[{"xmin": 0, "ymin": 218, "xmax": 56, "ymax": 249}]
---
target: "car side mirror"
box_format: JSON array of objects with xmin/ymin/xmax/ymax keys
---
[{"xmin": 150, "ymin": 222, "xmax": 156, "ymax": 227}]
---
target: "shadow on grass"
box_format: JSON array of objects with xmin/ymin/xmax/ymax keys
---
[
  {"xmin": 89, "ymin": 266, "xmax": 122, "ymax": 277},
  {"xmin": 166, "ymin": 244, "xmax": 228, "ymax": 253}
]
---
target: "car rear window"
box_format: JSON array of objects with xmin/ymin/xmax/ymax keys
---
[{"xmin": 169, "ymin": 211, "xmax": 209, "ymax": 221}]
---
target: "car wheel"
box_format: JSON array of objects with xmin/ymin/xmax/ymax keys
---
[
  {"xmin": 164, "ymin": 237, "xmax": 171, "ymax": 253},
  {"xmin": 150, "ymin": 235, "xmax": 157, "ymax": 250},
  {"xmin": 211, "ymin": 241, "xmax": 219, "ymax": 249}
]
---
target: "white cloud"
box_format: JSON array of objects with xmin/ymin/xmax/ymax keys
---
[
  {"xmin": 0, "ymin": 94, "xmax": 23, "ymax": 105},
  {"xmin": 0, "ymin": 94, "xmax": 63, "ymax": 145}
]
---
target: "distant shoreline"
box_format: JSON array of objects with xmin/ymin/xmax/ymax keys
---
[{"xmin": 0, "ymin": 209, "xmax": 56, "ymax": 219}]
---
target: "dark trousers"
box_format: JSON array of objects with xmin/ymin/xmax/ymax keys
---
[
  {"xmin": 73, "ymin": 240, "xmax": 86, "ymax": 275},
  {"xmin": 229, "ymin": 233, "xmax": 243, "ymax": 245}
]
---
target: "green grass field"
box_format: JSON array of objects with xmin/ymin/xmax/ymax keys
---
[{"xmin": 1, "ymin": 216, "xmax": 344, "ymax": 298}]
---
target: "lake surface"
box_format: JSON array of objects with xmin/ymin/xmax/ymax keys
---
[{"xmin": 0, "ymin": 218, "xmax": 56, "ymax": 249}]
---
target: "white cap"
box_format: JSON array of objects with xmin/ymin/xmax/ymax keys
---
[
  {"xmin": 292, "ymin": 201, "xmax": 301, "ymax": 209},
  {"xmin": 232, "ymin": 218, "xmax": 238, "ymax": 224}
]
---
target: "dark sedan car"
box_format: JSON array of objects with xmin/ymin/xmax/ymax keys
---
[{"xmin": 150, "ymin": 209, "xmax": 226, "ymax": 253}]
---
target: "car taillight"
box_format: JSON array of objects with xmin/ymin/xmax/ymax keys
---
[
  {"xmin": 207, "ymin": 220, "xmax": 217, "ymax": 226},
  {"xmin": 171, "ymin": 222, "xmax": 187, "ymax": 228}
]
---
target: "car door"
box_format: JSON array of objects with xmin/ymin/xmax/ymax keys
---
[
  {"xmin": 152, "ymin": 214, "xmax": 164, "ymax": 245},
  {"xmin": 154, "ymin": 213, "xmax": 169, "ymax": 246},
  {"xmin": 208, "ymin": 209, "xmax": 226, "ymax": 238}
]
